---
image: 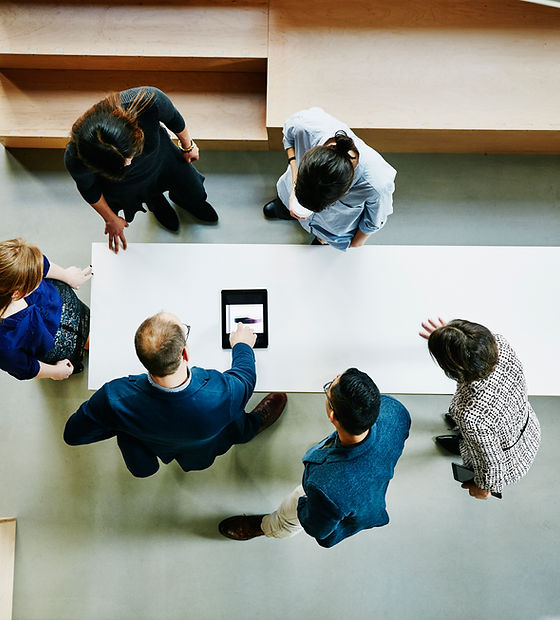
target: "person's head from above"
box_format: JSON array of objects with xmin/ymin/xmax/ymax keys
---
[
  {"xmin": 428, "ymin": 319, "xmax": 498, "ymax": 384},
  {"xmin": 295, "ymin": 130, "xmax": 359, "ymax": 213},
  {"xmin": 70, "ymin": 90, "xmax": 154, "ymax": 181},
  {"xmin": 134, "ymin": 312, "xmax": 190, "ymax": 378},
  {"xmin": 0, "ymin": 238, "xmax": 43, "ymax": 318},
  {"xmin": 324, "ymin": 368, "xmax": 381, "ymax": 438}
]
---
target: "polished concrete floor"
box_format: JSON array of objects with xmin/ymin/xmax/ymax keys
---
[{"xmin": 0, "ymin": 146, "xmax": 559, "ymax": 620}]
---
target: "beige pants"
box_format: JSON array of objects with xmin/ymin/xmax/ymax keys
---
[{"xmin": 261, "ymin": 485, "xmax": 306, "ymax": 539}]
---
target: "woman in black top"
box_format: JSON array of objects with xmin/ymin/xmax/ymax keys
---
[{"xmin": 65, "ymin": 86, "xmax": 217, "ymax": 253}]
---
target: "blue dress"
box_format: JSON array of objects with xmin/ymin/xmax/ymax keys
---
[{"xmin": 0, "ymin": 256, "xmax": 62, "ymax": 380}]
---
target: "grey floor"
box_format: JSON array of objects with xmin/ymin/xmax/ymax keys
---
[{"xmin": 0, "ymin": 146, "xmax": 559, "ymax": 620}]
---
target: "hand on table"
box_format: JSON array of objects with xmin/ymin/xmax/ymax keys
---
[
  {"xmin": 419, "ymin": 317, "xmax": 447, "ymax": 339},
  {"xmin": 64, "ymin": 265, "xmax": 93, "ymax": 289},
  {"xmin": 461, "ymin": 482, "xmax": 491, "ymax": 500},
  {"xmin": 230, "ymin": 323, "xmax": 257, "ymax": 349},
  {"xmin": 105, "ymin": 217, "xmax": 129, "ymax": 254}
]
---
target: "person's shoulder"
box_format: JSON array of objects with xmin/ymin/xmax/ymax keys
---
[
  {"xmin": 103, "ymin": 373, "xmax": 146, "ymax": 394},
  {"xmin": 287, "ymin": 107, "xmax": 344, "ymax": 131},
  {"xmin": 494, "ymin": 334, "xmax": 518, "ymax": 364},
  {"xmin": 120, "ymin": 86, "xmax": 161, "ymax": 110},
  {"xmin": 379, "ymin": 394, "xmax": 410, "ymax": 418},
  {"xmin": 376, "ymin": 395, "xmax": 411, "ymax": 436},
  {"xmin": 354, "ymin": 146, "xmax": 396, "ymax": 187},
  {"xmin": 64, "ymin": 141, "xmax": 82, "ymax": 171}
]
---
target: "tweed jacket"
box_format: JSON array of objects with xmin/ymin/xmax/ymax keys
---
[
  {"xmin": 296, "ymin": 395, "xmax": 410, "ymax": 548},
  {"xmin": 450, "ymin": 334, "xmax": 541, "ymax": 493}
]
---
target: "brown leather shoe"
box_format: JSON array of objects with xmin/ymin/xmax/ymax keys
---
[
  {"xmin": 219, "ymin": 515, "xmax": 266, "ymax": 540},
  {"xmin": 252, "ymin": 393, "xmax": 287, "ymax": 433}
]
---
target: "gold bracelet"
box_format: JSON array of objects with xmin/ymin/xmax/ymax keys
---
[{"xmin": 178, "ymin": 140, "xmax": 196, "ymax": 153}]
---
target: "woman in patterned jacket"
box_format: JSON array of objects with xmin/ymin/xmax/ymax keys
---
[{"xmin": 420, "ymin": 318, "xmax": 541, "ymax": 499}]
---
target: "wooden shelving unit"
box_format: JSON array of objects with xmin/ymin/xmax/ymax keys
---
[
  {"xmin": 1, "ymin": 0, "xmax": 559, "ymax": 152},
  {"xmin": 0, "ymin": 0, "xmax": 268, "ymax": 149}
]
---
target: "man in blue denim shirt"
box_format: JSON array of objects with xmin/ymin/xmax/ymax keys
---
[{"xmin": 219, "ymin": 368, "xmax": 410, "ymax": 548}]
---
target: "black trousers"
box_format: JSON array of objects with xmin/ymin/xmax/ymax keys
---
[{"xmin": 101, "ymin": 135, "xmax": 207, "ymax": 222}]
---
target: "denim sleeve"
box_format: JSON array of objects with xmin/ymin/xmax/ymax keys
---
[{"xmin": 297, "ymin": 484, "xmax": 345, "ymax": 543}]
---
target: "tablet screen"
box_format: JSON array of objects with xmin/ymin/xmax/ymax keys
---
[
  {"xmin": 221, "ymin": 289, "xmax": 268, "ymax": 348},
  {"xmin": 225, "ymin": 303, "xmax": 265, "ymax": 334}
]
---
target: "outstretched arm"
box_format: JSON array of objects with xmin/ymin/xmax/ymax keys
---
[{"xmin": 45, "ymin": 262, "xmax": 92, "ymax": 289}]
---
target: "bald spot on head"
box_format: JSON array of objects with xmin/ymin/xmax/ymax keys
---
[{"xmin": 134, "ymin": 312, "xmax": 186, "ymax": 377}]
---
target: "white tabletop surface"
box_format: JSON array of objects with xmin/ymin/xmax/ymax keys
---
[{"xmin": 88, "ymin": 243, "xmax": 560, "ymax": 395}]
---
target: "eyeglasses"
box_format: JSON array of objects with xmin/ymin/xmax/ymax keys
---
[
  {"xmin": 182, "ymin": 323, "xmax": 191, "ymax": 343},
  {"xmin": 323, "ymin": 380, "xmax": 334, "ymax": 410}
]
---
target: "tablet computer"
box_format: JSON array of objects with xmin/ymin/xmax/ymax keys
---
[
  {"xmin": 221, "ymin": 289, "xmax": 268, "ymax": 349},
  {"xmin": 451, "ymin": 463, "xmax": 502, "ymax": 499}
]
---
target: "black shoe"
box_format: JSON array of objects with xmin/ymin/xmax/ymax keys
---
[
  {"xmin": 263, "ymin": 198, "xmax": 295, "ymax": 220},
  {"xmin": 435, "ymin": 434, "xmax": 461, "ymax": 455},
  {"xmin": 169, "ymin": 194, "xmax": 219, "ymax": 223},
  {"xmin": 218, "ymin": 515, "xmax": 266, "ymax": 541},
  {"xmin": 443, "ymin": 413, "xmax": 458, "ymax": 430},
  {"xmin": 252, "ymin": 392, "xmax": 287, "ymax": 433},
  {"xmin": 146, "ymin": 195, "xmax": 179, "ymax": 232}
]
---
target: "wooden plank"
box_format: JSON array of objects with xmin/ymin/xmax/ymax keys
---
[
  {"xmin": 267, "ymin": 0, "xmax": 560, "ymax": 152},
  {"xmin": 0, "ymin": 1, "xmax": 268, "ymax": 64},
  {"xmin": 0, "ymin": 69, "xmax": 268, "ymax": 147},
  {"xmin": 267, "ymin": 126, "xmax": 560, "ymax": 154},
  {"xmin": 0, "ymin": 55, "xmax": 266, "ymax": 73},
  {"xmin": 0, "ymin": 518, "xmax": 16, "ymax": 620}
]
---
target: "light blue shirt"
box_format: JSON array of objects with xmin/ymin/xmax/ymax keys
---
[
  {"xmin": 147, "ymin": 369, "xmax": 192, "ymax": 393},
  {"xmin": 277, "ymin": 107, "xmax": 396, "ymax": 251}
]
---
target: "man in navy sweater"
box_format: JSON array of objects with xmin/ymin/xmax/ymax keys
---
[
  {"xmin": 219, "ymin": 368, "xmax": 410, "ymax": 547},
  {"xmin": 64, "ymin": 312, "xmax": 286, "ymax": 477}
]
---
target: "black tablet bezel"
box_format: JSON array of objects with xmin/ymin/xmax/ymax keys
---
[{"xmin": 221, "ymin": 289, "xmax": 269, "ymax": 349}]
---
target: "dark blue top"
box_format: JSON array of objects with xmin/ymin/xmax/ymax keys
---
[
  {"xmin": 0, "ymin": 256, "xmax": 62, "ymax": 380},
  {"xmin": 64, "ymin": 343, "xmax": 257, "ymax": 471},
  {"xmin": 297, "ymin": 394, "xmax": 411, "ymax": 548}
]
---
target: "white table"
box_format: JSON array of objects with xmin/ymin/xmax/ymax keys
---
[{"xmin": 89, "ymin": 243, "xmax": 560, "ymax": 395}]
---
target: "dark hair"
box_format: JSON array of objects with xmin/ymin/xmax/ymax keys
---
[
  {"xmin": 295, "ymin": 130, "xmax": 358, "ymax": 212},
  {"xmin": 134, "ymin": 313, "xmax": 185, "ymax": 377},
  {"xmin": 70, "ymin": 90, "xmax": 152, "ymax": 180},
  {"xmin": 428, "ymin": 319, "xmax": 498, "ymax": 383},
  {"xmin": 330, "ymin": 368, "xmax": 381, "ymax": 435}
]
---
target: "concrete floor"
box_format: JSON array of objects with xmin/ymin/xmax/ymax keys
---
[{"xmin": 0, "ymin": 146, "xmax": 559, "ymax": 620}]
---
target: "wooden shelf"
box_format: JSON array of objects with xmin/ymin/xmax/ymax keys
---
[
  {"xmin": 0, "ymin": 69, "xmax": 268, "ymax": 149},
  {"xmin": 0, "ymin": 0, "xmax": 268, "ymax": 69},
  {"xmin": 267, "ymin": 0, "xmax": 560, "ymax": 153}
]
